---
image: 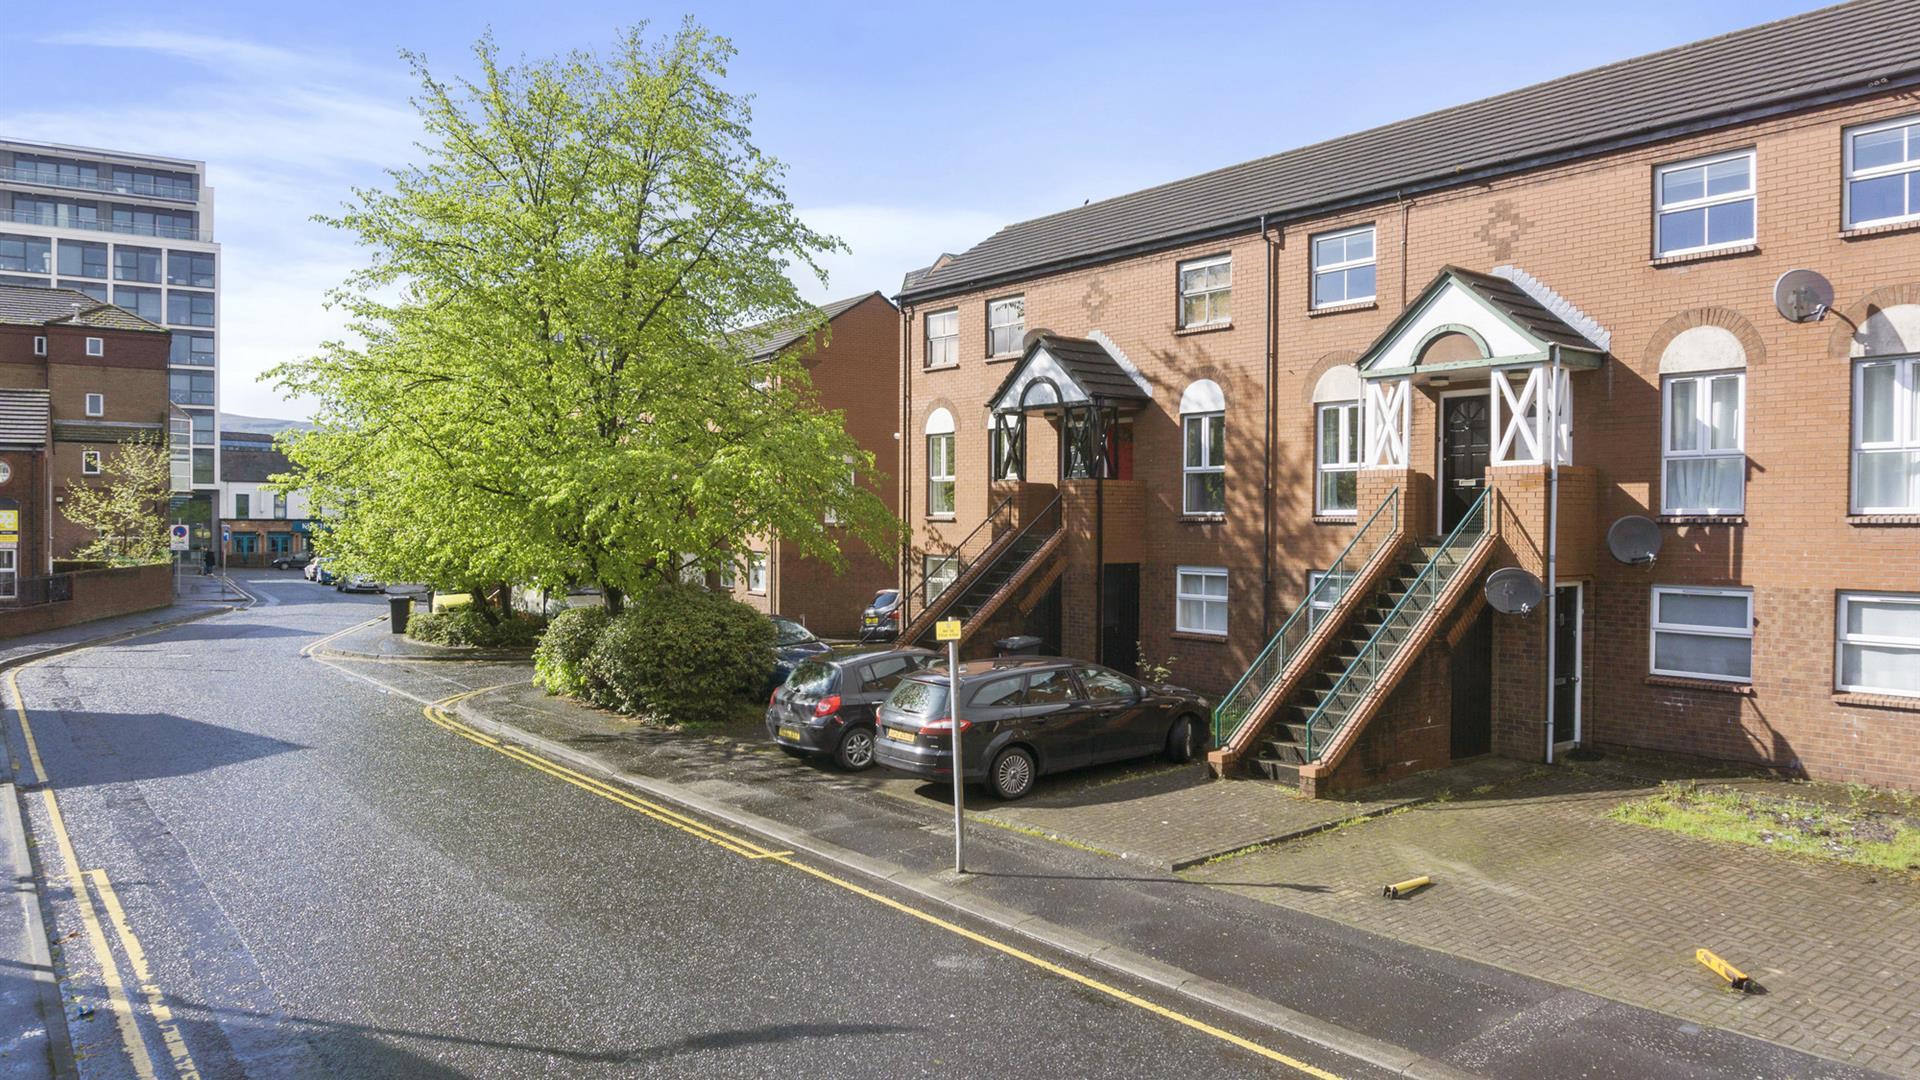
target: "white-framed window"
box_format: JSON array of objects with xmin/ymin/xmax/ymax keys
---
[
  {"xmin": 925, "ymin": 407, "xmax": 955, "ymax": 517},
  {"xmin": 1836, "ymin": 592, "xmax": 1920, "ymax": 697},
  {"xmin": 1654, "ymin": 149, "xmax": 1756, "ymax": 256},
  {"xmin": 0, "ymin": 549, "xmax": 14, "ymax": 600},
  {"xmin": 748, "ymin": 363, "xmax": 771, "ymax": 394},
  {"xmin": 31, "ymin": 335, "xmax": 46, "ymax": 357},
  {"xmin": 1176, "ymin": 566, "xmax": 1228, "ymax": 636},
  {"xmin": 84, "ymin": 337, "xmax": 103, "ymax": 357},
  {"xmin": 1311, "ymin": 225, "xmax": 1375, "ymax": 308},
  {"xmin": 1649, "ymin": 585, "xmax": 1753, "ymax": 683},
  {"xmin": 1315, "ymin": 401, "xmax": 1360, "ymax": 515},
  {"xmin": 719, "ymin": 559, "xmax": 737, "ymax": 590},
  {"xmin": 1180, "ymin": 379, "xmax": 1225, "ymax": 515},
  {"xmin": 81, "ymin": 449, "xmax": 102, "ymax": 475},
  {"xmin": 84, "ymin": 392, "xmax": 104, "ymax": 417},
  {"xmin": 923, "ymin": 554, "xmax": 957, "ymax": 603},
  {"xmin": 825, "ymin": 456, "xmax": 854, "ymax": 525},
  {"xmin": 925, "ymin": 308, "xmax": 958, "ymax": 368},
  {"xmin": 1661, "ymin": 371, "xmax": 1744, "ymax": 515},
  {"xmin": 677, "ymin": 552, "xmax": 705, "ymax": 585},
  {"xmin": 1306, "ymin": 568, "xmax": 1350, "ymax": 630},
  {"xmin": 746, "ymin": 551, "xmax": 768, "ymax": 594},
  {"xmin": 1853, "ymin": 355, "xmax": 1920, "ymax": 513},
  {"xmin": 1178, "ymin": 254, "xmax": 1232, "ymax": 328},
  {"xmin": 1844, "ymin": 114, "xmax": 1920, "ymax": 230},
  {"xmin": 987, "ymin": 295, "xmax": 1024, "ymax": 357}
]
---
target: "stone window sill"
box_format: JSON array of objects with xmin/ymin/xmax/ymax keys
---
[
  {"xmin": 1312, "ymin": 514, "xmax": 1358, "ymax": 526},
  {"xmin": 1833, "ymin": 691, "xmax": 1920, "ymax": 712},
  {"xmin": 922, "ymin": 362, "xmax": 960, "ymax": 372},
  {"xmin": 1170, "ymin": 630, "xmax": 1229, "ymax": 645},
  {"xmin": 1174, "ymin": 321, "xmax": 1233, "ymax": 337},
  {"xmin": 1644, "ymin": 674, "xmax": 1754, "ymax": 696},
  {"xmin": 1839, "ymin": 218, "xmax": 1920, "ymax": 240},
  {"xmin": 1179, "ymin": 514, "xmax": 1227, "ymax": 525},
  {"xmin": 985, "ymin": 353, "xmax": 1021, "ymax": 364},
  {"xmin": 1848, "ymin": 514, "xmax": 1920, "ymax": 526},
  {"xmin": 1660, "ymin": 514, "xmax": 1746, "ymax": 526},
  {"xmin": 927, "ymin": 513, "xmax": 956, "ymax": 523},
  {"xmin": 1307, "ymin": 300, "xmax": 1377, "ymax": 318},
  {"xmin": 1649, "ymin": 243, "xmax": 1757, "ymax": 267}
]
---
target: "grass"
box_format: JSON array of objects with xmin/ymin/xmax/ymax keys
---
[{"xmin": 1609, "ymin": 782, "xmax": 1920, "ymax": 873}]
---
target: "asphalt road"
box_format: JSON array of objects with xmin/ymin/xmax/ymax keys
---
[{"xmin": 6, "ymin": 572, "xmax": 1382, "ymax": 1079}]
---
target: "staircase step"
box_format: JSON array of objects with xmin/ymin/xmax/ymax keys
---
[
  {"xmin": 1254, "ymin": 757, "xmax": 1301, "ymax": 784},
  {"xmin": 1263, "ymin": 738, "xmax": 1310, "ymax": 765}
]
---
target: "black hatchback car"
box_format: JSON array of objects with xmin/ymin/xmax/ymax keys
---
[
  {"xmin": 873, "ymin": 657, "xmax": 1210, "ymax": 800},
  {"xmin": 766, "ymin": 646, "xmax": 938, "ymax": 770},
  {"xmin": 766, "ymin": 616, "xmax": 834, "ymax": 694}
]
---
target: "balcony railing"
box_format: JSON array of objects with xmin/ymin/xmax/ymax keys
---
[
  {"xmin": 0, "ymin": 207, "xmax": 209, "ymax": 242},
  {"xmin": 0, "ymin": 164, "xmax": 197, "ymax": 202}
]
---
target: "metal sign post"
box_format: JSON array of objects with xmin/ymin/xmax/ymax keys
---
[{"xmin": 936, "ymin": 618, "xmax": 965, "ymax": 874}]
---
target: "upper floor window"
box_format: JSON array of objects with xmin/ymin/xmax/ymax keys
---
[
  {"xmin": 1316, "ymin": 401, "xmax": 1361, "ymax": 515},
  {"xmin": 60, "ymin": 280, "xmax": 107, "ymax": 302},
  {"xmin": 1649, "ymin": 585, "xmax": 1752, "ymax": 683},
  {"xmin": 746, "ymin": 551, "xmax": 768, "ymax": 594},
  {"xmin": 1837, "ymin": 592, "xmax": 1920, "ymax": 698},
  {"xmin": 31, "ymin": 336, "xmax": 46, "ymax": 357},
  {"xmin": 84, "ymin": 392, "xmax": 104, "ymax": 417},
  {"xmin": 987, "ymin": 296, "xmax": 1024, "ymax": 357},
  {"xmin": 113, "ymin": 246, "xmax": 162, "ymax": 283},
  {"xmin": 1853, "ymin": 355, "xmax": 1920, "ymax": 513},
  {"xmin": 114, "ymin": 285, "xmax": 160, "ymax": 323},
  {"xmin": 236, "ymin": 493, "xmax": 251, "ymax": 519},
  {"xmin": 0, "ymin": 234, "xmax": 51, "ymax": 275},
  {"xmin": 57, "ymin": 240, "xmax": 107, "ymax": 279},
  {"xmin": 1311, "ymin": 226, "xmax": 1375, "ymax": 309},
  {"xmin": 167, "ymin": 250, "xmax": 215, "ymax": 288},
  {"xmin": 169, "ymin": 331, "xmax": 215, "ymax": 367},
  {"xmin": 1654, "ymin": 149, "xmax": 1755, "ymax": 256},
  {"xmin": 84, "ymin": 337, "xmax": 103, "ymax": 357},
  {"xmin": 925, "ymin": 308, "xmax": 958, "ymax": 368},
  {"xmin": 274, "ymin": 493, "xmax": 288, "ymax": 518},
  {"xmin": 1844, "ymin": 115, "xmax": 1920, "ymax": 229},
  {"xmin": 1180, "ymin": 379, "xmax": 1225, "ymax": 515},
  {"xmin": 170, "ymin": 370, "xmax": 215, "ymax": 405},
  {"xmin": 1178, "ymin": 255, "xmax": 1231, "ymax": 328},
  {"xmin": 925, "ymin": 407, "xmax": 955, "ymax": 517},
  {"xmin": 81, "ymin": 449, "xmax": 103, "ymax": 475},
  {"xmin": 1661, "ymin": 371, "xmax": 1744, "ymax": 515},
  {"xmin": 168, "ymin": 291, "xmax": 215, "ymax": 327}
]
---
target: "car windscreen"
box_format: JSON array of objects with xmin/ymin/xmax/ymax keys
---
[
  {"xmin": 872, "ymin": 590, "xmax": 899, "ymax": 608},
  {"xmin": 771, "ymin": 618, "xmax": 816, "ymax": 646},
  {"xmin": 887, "ymin": 679, "xmax": 948, "ymax": 717},
  {"xmin": 785, "ymin": 659, "xmax": 838, "ymax": 696}
]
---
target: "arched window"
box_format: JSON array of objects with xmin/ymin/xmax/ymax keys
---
[
  {"xmin": 1312, "ymin": 366, "xmax": 1362, "ymax": 515},
  {"xmin": 1850, "ymin": 305, "xmax": 1920, "ymax": 514},
  {"xmin": 1180, "ymin": 380, "xmax": 1225, "ymax": 515},
  {"xmin": 1658, "ymin": 326, "xmax": 1746, "ymax": 515},
  {"xmin": 926, "ymin": 408, "xmax": 955, "ymax": 517}
]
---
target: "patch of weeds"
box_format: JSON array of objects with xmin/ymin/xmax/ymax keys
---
[
  {"xmin": 1609, "ymin": 781, "xmax": 1920, "ymax": 873},
  {"xmin": 975, "ymin": 816, "xmax": 1121, "ymax": 858}
]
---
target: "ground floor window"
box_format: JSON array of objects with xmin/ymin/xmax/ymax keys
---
[
  {"xmin": 1836, "ymin": 591, "xmax": 1920, "ymax": 697},
  {"xmin": 231, "ymin": 533, "xmax": 259, "ymax": 556},
  {"xmin": 1306, "ymin": 568, "xmax": 1349, "ymax": 629},
  {"xmin": 747, "ymin": 552, "xmax": 768, "ymax": 595},
  {"xmin": 1315, "ymin": 401, "xmax": 1360, "ymax": 515},
  {"xmin": 924, "ymin": 554, "xmax": 957, "ymax": 604},
  {"xmin": 267, "ymin": 533, "xmax": 292, "ymax": 555},
  {"xmin": 1649, "ymin": 585, "xmax": 1752, "ymax": 682},
  {"xmin": 1853, "ymin": 356, "xmax": 1920, "ymax": 513},
  {"xmin": 0, "ymin": 548, "xmax": 14, "ymax": 600},
  {"xmin": 1176, "ymin": 566, "xmax": 1228, "ymax": 636}
]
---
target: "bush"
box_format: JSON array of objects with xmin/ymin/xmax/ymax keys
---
[
  {"xmin": 532, "ymin": 606, "xmax": 611, "ymax": 698},
  {"xmin": 405, "ymin": 606, "xmax": 546, "ymax": 648},
  {"xmin": 577, "ymin": 584, "xmax": 775, "ymax": 725}
]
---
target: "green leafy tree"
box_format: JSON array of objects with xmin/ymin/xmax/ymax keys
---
[
  {"xmin": 272, "ymin": 21, "xmax": 895, "ymax": 610},
  {"xmin": 61, "ymin": 435, "xmax": 172, "ymax": 565}
]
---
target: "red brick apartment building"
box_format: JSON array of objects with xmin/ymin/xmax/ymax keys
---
[
  {"xmin": 726, "ymin": 292, "xmax": 901, "ymax": 638},
  {"xmin": 0, "ymin": 284, "xmax": 171, "ymax": 596},
  {"xmin": 893, "ymin": 0, "xmax": 1920, "ymax": 794}
]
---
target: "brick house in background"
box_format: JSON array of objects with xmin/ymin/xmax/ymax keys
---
[
  {"xmin": 217, "ymin": 429, "xmax": 313, "ymax": 566},
  {"xmin": 0, "ymin": 284, "xmax": 170, "ymax": 594},
  {"xmin": 894, "ymin": 0, "xmax": 1920, "ymax": 794},
  {"xmin": 724, "ymin": 291, "xmax": 900, "ymax": 637}
]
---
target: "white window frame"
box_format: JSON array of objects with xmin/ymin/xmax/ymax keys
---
[
  {"xmin": 1315, "ymin": 400, "xmax": 1361, "ymax": 516},
  {"xmin": 1649, "ymin": 585, "xmax": 1753, "ymax": 684},
  {"xmin": 31, "ymin": 335, "xmax": 46, "ymax": 357},
  {"xmin": 1843, "ymin": 114, "xmax": 1920, "ymax": 230},
  {"xmin": 925, "ymin": 308, "xmax": 958, "ymax": 369},
  {"xmin": 1660, "ymin": 370, "xmax": 1745, "ymax": 515},
  {"xmin": 746, "ymin": 551, "xmax": 768, "ymax": 595},
  {"xmin": 718, "ymin": 560, "xmax": 737, "ymax": 590},
  {"xmin": 1181, "ymin": 411, "xmax": 1225, "ymax": 516},
  {"xmin": 84, "ymin": 392, "xmax": 104, "ymax": 417},
  {"xmin": 1176, "ymin": 566, "xmax": 1229, "ymax": 637},
  {"xmin": 923, "ymin": 554, "xmax": 957, "ymax": 604},
  {"xmin": 1852, "ymin": 355, "xmax": 1920, "ymax": 513},
  {"xmin": 84, "ymin": 337, "xmax": 103, "ymax": 357},
  {"xmin": 81, "ymin": 449, "xmax": 102, "ymax": 475},
  {"xmin": 1178, "ymin": 254, "xmax": 1232, "ymax": 329},
  {"xmin": 986, "ymin": 295, "xmax": 1024, "ymax": 358},
  {"xmin": 1836, "ymin": 591, "xmax": 1920, "ymax": 698},
  {"xmin": 926, "ymin": 432, "xmax": 954, "ymax": 517},
  {"xmin": 1653, "ymin": 149, "xmax": 1756, "ymax": 257},
  {"xmin": 0, "ymin": 549, "xmax": 14, "ymax": 600},
  {"xmin": 1310, "ymin": 225, "xmax": 1376, "ymax": 309}
]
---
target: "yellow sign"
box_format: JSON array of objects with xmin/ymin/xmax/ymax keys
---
[
  {"xmin": 0, "ymin": 511, "xmax": 16, "ymax": 533},
  {"xmin": 1695, "ymin": 948, "xmax": 1752, "ymax": 991},
  {"xmin": 935, "ymin": 619, "xmax": 962, "ymax": 642}
]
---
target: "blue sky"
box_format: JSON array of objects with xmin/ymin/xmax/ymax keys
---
[{"xmin": 1, "ymin": 0, "xmax": 1821, "ymax": 418}]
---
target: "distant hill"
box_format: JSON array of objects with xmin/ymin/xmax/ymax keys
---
[{"xmin": 219, "ymin": 413, "xmax": 316, "ymax": 436}]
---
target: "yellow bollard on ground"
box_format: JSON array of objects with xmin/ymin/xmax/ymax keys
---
[
  {"xmin": 1381, "ymin": 876, "xmax": 1431, "ymax": 899},
  {"xmin": 1695, "ymin": 948, "xmax": 1753, "ymax": 992}
]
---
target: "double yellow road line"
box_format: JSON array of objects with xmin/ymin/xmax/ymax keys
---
[{"xmin": 425, "ymin": 692, "xmax": 1344, "ymax": 1079}]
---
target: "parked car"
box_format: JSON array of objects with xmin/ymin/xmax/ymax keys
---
[
  {"xmin": 766, "ymin": 646, "xmax": 938, "ymax": 770},
  {"xmin": 335, "ymin": 573, "xmax": 383, "ymax": 593},
  {"xmin": 873, "ymin": 657, "xmax": 1210, "ymax": 800},
  {"xmin": 270, "ymin": 552, "xmax": 312, "ymax": 570},
  {"xmin": 857, "ymin": 589, "xmax": 902, "ymax": 643},
  {"xmin": 767, "ymin": 616, "xmax": 833, "ymax": 693},
  {"xmin": 311, "ymin": 560, "xmax": 338, "ymax": 585}
]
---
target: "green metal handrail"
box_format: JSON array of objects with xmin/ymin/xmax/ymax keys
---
[
  {"xmin": 1210, "ymin": 487, "xmax": 1399, "ymax": 748},
  {"xmin": 1301, "ymin": 488, "xmax": 1492, "ymax": 759}
]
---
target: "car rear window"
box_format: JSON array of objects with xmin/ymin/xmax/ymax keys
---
[
  {"xmin": 888, "ymin": 678, "xmax": 948, "ymax": 717},
  {"xmin": 873, "ymin": 590, "xmax": 899, "ymax": 608},
  {"xmin": 771, "ymin": 618, "xmax": 816, "ymax": 646},
  {"xmin": 785, "ymin": 660, "xmax": 838, "ymax": 696}
]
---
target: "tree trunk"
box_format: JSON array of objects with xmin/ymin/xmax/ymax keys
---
[{"xmin": 602, "ymin": 583, "xmax": 623, "ymax": 615}]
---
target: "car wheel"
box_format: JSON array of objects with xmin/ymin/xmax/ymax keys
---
[
  {"xmin": 988, "ymin": 746, "xmax": 1036, "ymax": 801},
  {"xmin": 1165, "ymin": 715, "xmax": 1204, "ymax": 764},
  {"xmin": 833, "ymin": 726, "xmax": 877, "ymax": 771}
]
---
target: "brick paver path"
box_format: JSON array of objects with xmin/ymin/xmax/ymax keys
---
[{"xmin": 1185, "ymin": 762, "xmax": 1920, "ymax": 1076}]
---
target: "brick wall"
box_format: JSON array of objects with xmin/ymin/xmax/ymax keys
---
[{"xmin": 0, "ymin": 563, "xmax": 172, "ymax": 639}]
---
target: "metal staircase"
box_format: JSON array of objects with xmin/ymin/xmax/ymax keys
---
[{"xmin": 901, "ymin": 493, "xmax": 1062, "ymax": 647}]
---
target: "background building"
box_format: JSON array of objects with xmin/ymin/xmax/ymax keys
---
[
  {"xmin": 0, "ymin": 138, "xmax": 221, "ymax": 558},
  {"xmin": 216, "ymin": 418, "xmax": 313, "ymax": 566}
]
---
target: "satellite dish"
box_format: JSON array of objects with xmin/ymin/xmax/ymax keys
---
[
  {"xmin": 1607, "ymin": 515, "xmax": 1663, "ymax": 565},
  {"xmin": 1773, "ymin": 269, "xmax": 1833, "ymax": 324},
  {"xmin": 1484, "ymin": 567, "xmax": 1544, "ymax": 616}
]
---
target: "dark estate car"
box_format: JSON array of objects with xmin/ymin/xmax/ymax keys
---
[
  {"xmin": 766, "ymin": 647, "xmax": 938, "ymax": 770},
  {"xmin": 767, "ymin": 615, "xmax": 833, "ymax": 693},
  {"xmin": 873, "ymin": 657, "xmax": 1210, "ymax": 800},
  {"xmin": 857, "ymin": 589, "xmax": 902, "ymax": 643},
  {"xmin": 270, "ymin": 552, "xmax": 312, "ymax": 570}
]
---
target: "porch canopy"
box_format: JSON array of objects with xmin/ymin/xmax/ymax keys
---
[
  {"xmin": 986, "ymin": 332, "xmax": 1152, "ymax": 416},
  {"xmin": 1354, "ymin": 266, "xmax": 1607, "ymax": 468}
]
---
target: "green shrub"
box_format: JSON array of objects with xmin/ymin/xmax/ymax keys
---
[
  {"xmin": 577, "ymin": 584, "xmax": 775, "ymax": 725},
  {"xmin": 532, "ymin": 606, "xmax": 611, "ymax": 698},
  {"xmin": 405, "ymin": 607, "xmax": 546, "ymax": 648}
]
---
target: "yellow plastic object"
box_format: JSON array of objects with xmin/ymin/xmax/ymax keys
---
[{"xmin": 1381, "ymin": 876, "xmax": 1431, "ymax": 900}]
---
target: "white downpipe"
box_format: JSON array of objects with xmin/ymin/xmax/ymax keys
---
[{"xmin": 1543, "ymin": 345, "xmax": 1562, "ymax": 765}]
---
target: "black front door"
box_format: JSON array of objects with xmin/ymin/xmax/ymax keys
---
[
  {"xmin": 1552, "ymin": 585, "xmax": 1580, "ymax": 746},
  {"xmin": 1441, "ymin": 395, "xmax": 1491, "ymax": 532},
  {"xmin": 1449, "ymin": 608, "xmax": 1493, "ymax": 758},
  {"xmin": 1100, "ymin": 563, "xmax": 1141, "ymax": 676}
]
